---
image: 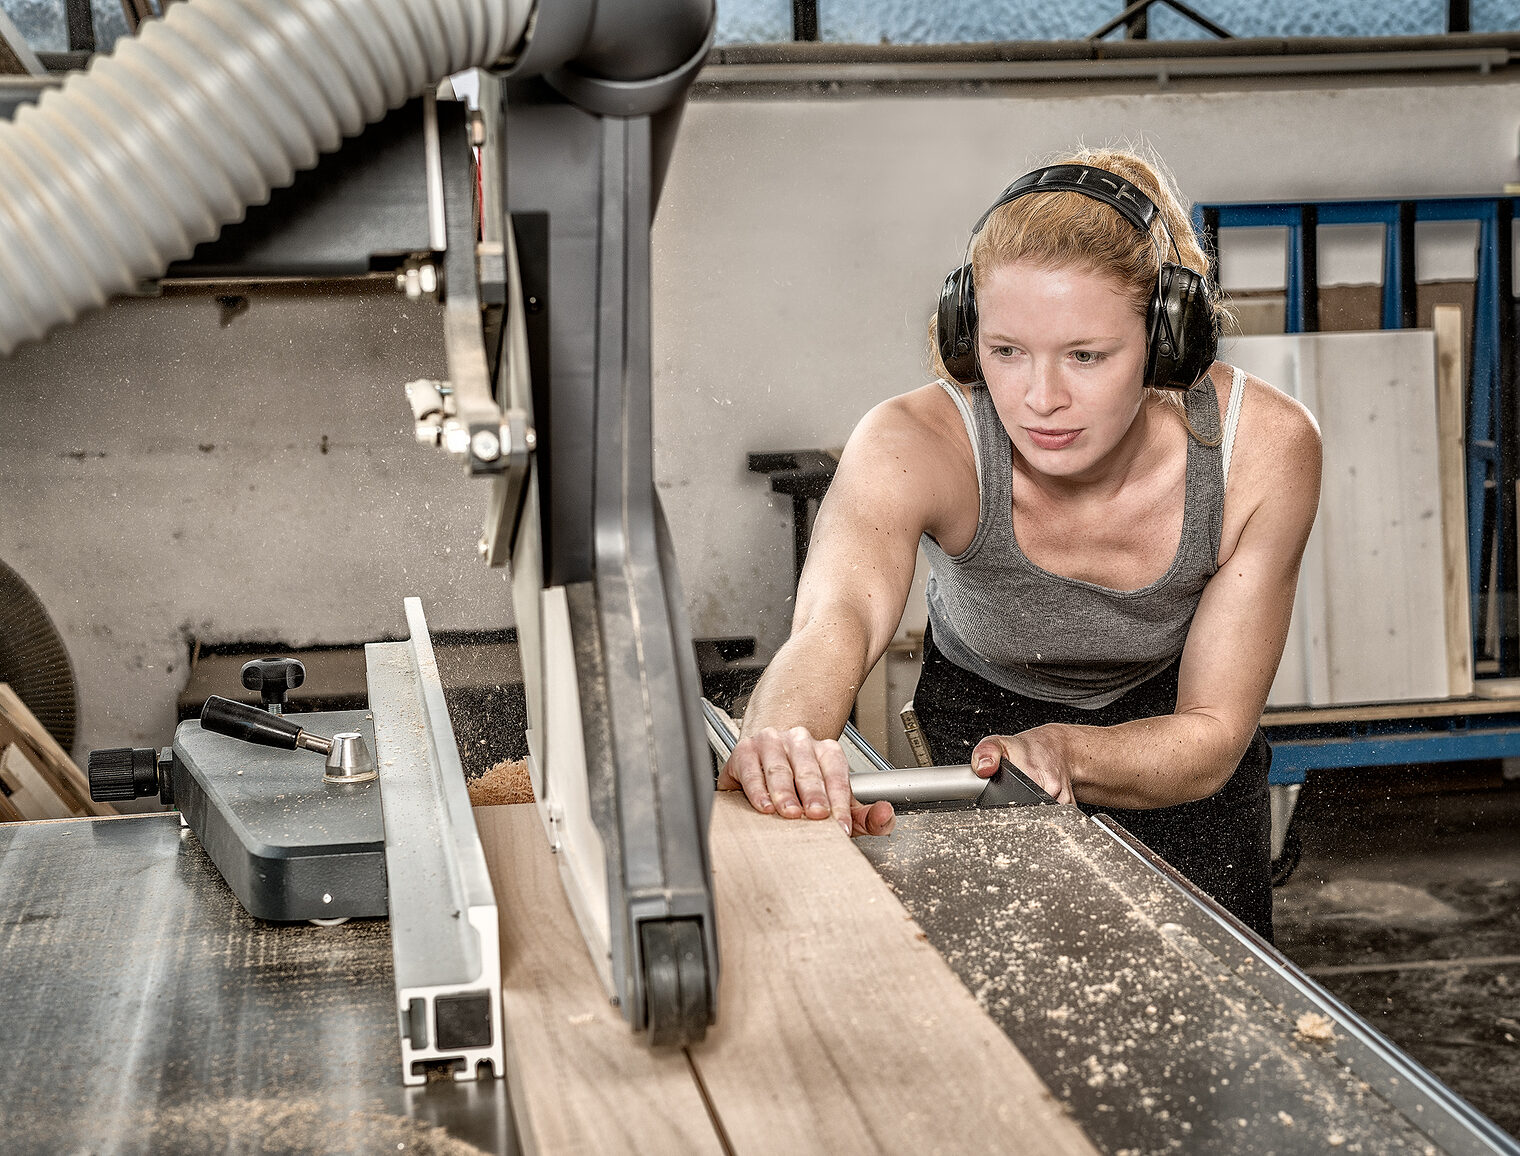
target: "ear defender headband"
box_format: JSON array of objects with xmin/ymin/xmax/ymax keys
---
[{"xmin": 936, "ymin": 164, "xmax": 1218, "ymax": 390}]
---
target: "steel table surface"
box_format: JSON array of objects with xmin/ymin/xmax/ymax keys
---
[
  {"xmin": 859, "ymin": 805, "xmax": 1513, "ymax": 1156},
  {"xmin": 0, "ymin": 813, "xmax": 515, "ymax": 1156}
]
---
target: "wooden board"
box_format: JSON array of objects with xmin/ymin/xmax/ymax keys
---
[
  {"xmin": 1262, "ymin": 694, "xmax": 1520, "ymax": 728},
  {"xmin": 692, "ymin": 792, "xmax": 1094, "ymax": 1156},
  {"xmin": 0, "ymin": 684, "xmax": 114, "ymax": 817},
  {"xmin": 1433, "ymin": 305, "xmax": 1475, "ymax": 697},
  {"xmin": 475, "ymin": 804, "xmax": 723, "ymax": 1156},
  {"xmin": 0, "ymin": 744, "xmax": 74, "ymax": 820},
  {"xmin": 1222, "ymin": 332, "xmax": 1452, "ymax": 707},
  {"xmin": 477, "ymin": 796, "xmax": 1097, "ymax": 1155}
]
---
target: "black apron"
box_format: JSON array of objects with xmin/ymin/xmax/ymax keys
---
[{"xmin": 913, "ymin": 623, "xmax": 1275, "ymax": 942}]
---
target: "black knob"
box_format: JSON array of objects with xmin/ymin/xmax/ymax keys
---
[
  {"xmin": 241, "ymin": 658, "xmax": 305, "ymax": 712},
  {"xmin": 201, "ymin": 694, "xmax": 306, "ymax": 749},
  {"xmin": 88, "ymin": 747, "xmax": 161, "ymax": 801}
]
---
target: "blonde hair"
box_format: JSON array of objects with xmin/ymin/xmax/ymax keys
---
[{"xmin": 929, "ymin": 146, "xmax": 1227, "ymax": 439}]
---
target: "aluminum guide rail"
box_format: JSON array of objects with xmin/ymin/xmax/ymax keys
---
[{"xmin": 367, "ymin": 597, "xmax": 505, "ymax": 1086}]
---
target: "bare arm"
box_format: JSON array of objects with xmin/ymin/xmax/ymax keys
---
[
  {"xmin": 719, "ymin": 388, "xmax": 972, "ymax": 833},
  {"xmin": 974, "ymin": 379, "xmax": 1322, "ymax": 807}
]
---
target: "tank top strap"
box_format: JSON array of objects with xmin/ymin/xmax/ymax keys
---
[
  {"xmin": 1180, "ymin": 379, "xmax": 1226, "ymax": 567},
  {"xmin": 933, "ymin": 380, "xmax": 1011, "ymax": 564}
]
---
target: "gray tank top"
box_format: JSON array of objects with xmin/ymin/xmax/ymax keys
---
[{"xmin": 922, "ymin": 379, "xmax": 1227, "ymax": 709}]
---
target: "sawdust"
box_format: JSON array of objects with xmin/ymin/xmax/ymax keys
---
[
  {"xmin": 861, "ymin": 807, "xmax": 1435, "ymax": 1154},
  {"xmin": 18, "ymin": 1096, "xmax": 491, "ymax": 1156},
  {"xmin": 1296, "ymin": 1012, "xmax": 1338, "ymax": 1043},
  {"xmin": 468, "ymin": 758, "xmax": 533, "ymax": 807}
]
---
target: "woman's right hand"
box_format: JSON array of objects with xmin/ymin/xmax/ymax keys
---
[{"xmin": 718, "ymin": 725, "xmax": 895, "ymax": 837}]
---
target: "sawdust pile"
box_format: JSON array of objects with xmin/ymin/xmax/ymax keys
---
[
  {"xmin": 469, "ymin": 757, "xmax": 534, "ymax": 806},
  {"xmin": 1294, "ymin": 1011, "xmax": 1337, "ymax": 1043}
]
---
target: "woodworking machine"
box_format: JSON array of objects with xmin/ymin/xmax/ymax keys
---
[
  {"xmin": 3, "ymin": 2, "xmax": 1520, "ymax": 1153},
  {"xmin": 0, "ymin": 0, "xmax": 721, "ymax": 1090}
]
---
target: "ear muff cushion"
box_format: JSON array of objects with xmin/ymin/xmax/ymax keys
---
[
  {"xmin": 937, "ymin": 264, "xmax": 981, "ymax": 385},
  {"xmin": 1146, "ymin": 264, "xmax": 1218, "ymax": 390}
]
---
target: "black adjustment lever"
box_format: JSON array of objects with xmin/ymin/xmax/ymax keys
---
[
  {"xmin": 241, "ymin": 658, "xmax": 306, "ymax": 715},
  {"xmin": 201, "ymin": 694, "xmax": 324, "ymax": 753},
  {"xmin": 199, "ymin": 695, "xmax": 376, "ymax": 784}
]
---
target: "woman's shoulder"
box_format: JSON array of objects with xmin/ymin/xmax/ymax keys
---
[
  {"xmin": 835, "ymin": 382, "xmax": 982, "ymax": 543},
  {"xmin": 1213, "ymin": 361, "xmax": 1322, "ymax": 558},
  {"xmin": 850, "ymin": 380, "xmax": 978, "ymax": 458},
  {"xmin": 1218, "ymin": 363, "xmax": 1321, "ymax": 467}
]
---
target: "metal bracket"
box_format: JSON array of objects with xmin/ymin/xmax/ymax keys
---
[{"xmin": 367, "ymin": 598, "xmax": 504, "ymax": 1086}]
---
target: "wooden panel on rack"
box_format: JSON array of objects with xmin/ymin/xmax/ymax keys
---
[
  {"xmin": 475, "ymin": 803, "xmax": 724, "ymax": 1156},
  {"xmin": 1263, "ymin": 694, "xmax": 1520, "ymax": 727},
  {"xmin": 1224, "ymin": 332, "xmax": 1451, "ymax": 707},
  {"xmin": 0, "ymin": 684, "xmax": 113, "ymax": 816},
  {"xmin": 690, "ymin": 792, "xmax": 1097, "ymax": 1156},
  {"xmin": 1433, "ymin": 305, "xmax": 1475, "ymax": 697}
]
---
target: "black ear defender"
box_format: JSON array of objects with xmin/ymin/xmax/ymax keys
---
[{"xmin": 935, "ymin": 164, "xmax": 1218, "ymax": 390}]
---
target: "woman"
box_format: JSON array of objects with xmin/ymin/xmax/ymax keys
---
[{"xmin": 718, "ymin": 148, "xmax": 1321, "ymax": 941}]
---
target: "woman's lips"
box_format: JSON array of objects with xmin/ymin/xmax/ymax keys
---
[{"xmin": 1024, "ymin": 427, "xmax": 1081, "ymax": 450}]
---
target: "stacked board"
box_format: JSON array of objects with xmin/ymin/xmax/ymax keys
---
[{"xmin": 1222, "ymin": 324, "xmax": 1470, "ymax": 707}]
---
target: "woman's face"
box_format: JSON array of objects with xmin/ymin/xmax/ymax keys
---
[{"xmin": 976, "ymin": 260, "xmax": 1149, "ymax": 480}]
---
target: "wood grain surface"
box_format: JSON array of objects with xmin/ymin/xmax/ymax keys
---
[
  {"xmin": 476, "ymin": 803, "xmax": 724, "ymax": 1156},
  {"xmin": 692, "ymin": 792, "xmax": 1096, "ymax": 1156},
  {"xmin": 0, "ymin": 683, "xmax": 113, "ymax": 817},
  {"xmin": 477, "ymin": 795, "xmax": 1097, "ymax": 1155},
  {"xmin": 1433, "ymin": 305, "xmax": 1475, "ymax": 698}
]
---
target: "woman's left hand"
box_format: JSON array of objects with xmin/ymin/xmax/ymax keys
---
[{"xmin": 970, "ymin": 726, "xmax": 1077, "ymax": 804}]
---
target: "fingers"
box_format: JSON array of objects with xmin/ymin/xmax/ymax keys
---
[
  {"xmin": 816, "ymin": 738, "xmax": 855, "ymax": 835},
  {"xmin": 721, "ymin": 727, "xmax": 852, "ymax": 824},
  {"xmin": 723, "ymin": 727, "xmax": 890, "ymax": 836},
  {"xmin": 851, "ymin": 799, "xmax": 895, "ymax": 837},
  {"xmin": 782, "ymin": 727, "xmax": 834, "ymax": 822},
  {"xmin": 719, "ymin": 735, "xmax": 776, "ymax": 815},
  {"xmin": 1020, "ymin": 760, "xmax": 1069, "ymax": 803},
  {"xmin": 971, "ymin": 736, "xmax": 1014, "ymax": 778},
  {"xmin": 971, "ymin": 733, "xmax": 1071, "ymax": 803}
]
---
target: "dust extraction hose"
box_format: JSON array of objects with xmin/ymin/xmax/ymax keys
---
[{"xmin": 0, "ymin": 0, "xmax": 533, "ymax": 355}]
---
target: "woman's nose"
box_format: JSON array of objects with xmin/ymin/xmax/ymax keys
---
[{"xmin": 1026, "ymin": 363, "xmax": 1068, "ymax": 414}]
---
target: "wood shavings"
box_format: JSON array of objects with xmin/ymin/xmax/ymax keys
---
[{"xmin": 468, "ymin": 758, "xmax": 533, "ymax": 806}]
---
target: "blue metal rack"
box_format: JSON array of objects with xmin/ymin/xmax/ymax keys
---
[
  {"xmin": 1196, "ymin": 195, "xmax": 1520, "ymax": 676},
  {"xmin": 1262, "ymin": 709, "xmax": 1520, "ymax": 786},
  {"xmin": 1196, "ymin": 196, "xmax": 1520, "ymax": 789}
]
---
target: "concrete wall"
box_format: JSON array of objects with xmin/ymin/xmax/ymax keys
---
[
  {"xmin": 5, "ymin": 68, "xmax": 1520, "ymax": 754},
  {"xmin": 0, "ymin": 291, "xmax": 514, "ymax": 750}
]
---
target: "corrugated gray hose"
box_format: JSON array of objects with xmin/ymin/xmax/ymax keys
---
[{"xmin": 0, "ymin": 0, "xmax": 533, "ymax": 355}]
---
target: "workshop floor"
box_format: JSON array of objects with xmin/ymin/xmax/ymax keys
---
[{"xmin": 1273, "ymin": 767, "xmax": 1520, "ymax": 1141}]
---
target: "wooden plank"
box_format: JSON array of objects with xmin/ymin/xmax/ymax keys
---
[
  {"xmin": 1433, "ymin": 305, "xmax": 1475, "ymax": 697},
  {"xmin": 0, "ymin": 779, "xmax": 23, "ymax": 823},
  {"xmin": 691, "ymin": 792, "xmax": 1097, "ymax": 1156},
  {"xmin": 1262, "ymin": 694, "xmax": 1520, "ymax": 727},
  {"xmin": 1225, "ymin": 332, "xmax": 1448, "ymax": 707},
  {"xmin": 475, "ymin": 804, "xmax": 724, "ymax": 1156},
  {"xmin": 0, "ymin": 744, "xmax": 74, "ymax": 820},
  {"xmin": 478, "ymin": 794, "xmax": 1097, "ymax": 1154},
  {"xmin": 0, "ymin": 684, "xmax": 114, "ymax": 817}
]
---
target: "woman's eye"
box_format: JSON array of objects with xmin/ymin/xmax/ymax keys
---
[
  {"xmin": 1071, "ymin": 350, "xmax": 1103, "ymax": 364},
  {"xmin": 989, "ymin": 345, "xmax": 1016, "ymax": 358}
]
